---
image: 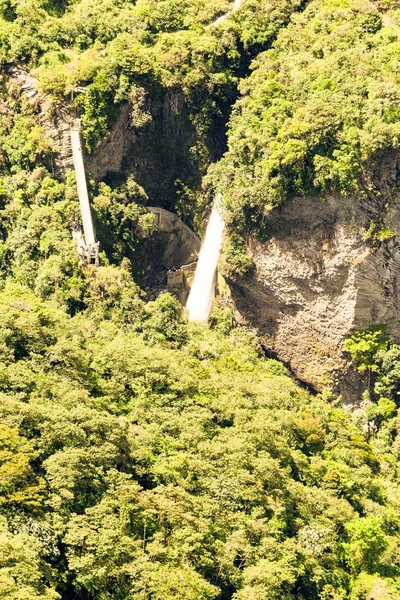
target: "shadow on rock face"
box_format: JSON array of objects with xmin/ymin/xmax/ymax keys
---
[{"xmin": 140, "ymin": 207, "xmax": 200, "ymax": 306}]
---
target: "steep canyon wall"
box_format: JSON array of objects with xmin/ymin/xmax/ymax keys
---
[
  {"xmin": 227, "ymin": 155, "xmax": 400, "ymax": 403},
  {"xmin": 45, "ymin": 80, "xmax": 400, "ymax": 404},
  {"xmin": 85, "ymin": 90, "xmax": 202, "ymax": 213}
]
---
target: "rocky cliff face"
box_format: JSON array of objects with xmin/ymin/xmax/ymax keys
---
[
  {"xmin": 228, "ymin": 155, "xmax": 400, "ymax": 404},
  {"xmin": 22, "ymin": 59, "xmax": 398, "ymax": 404},
  {"xmin": 85, "ymin": 89, "xmax": 202, "ymax": 213},
  {"xmin": 6, "ymin": 67, "xmax": 73, "ymax": 176}
]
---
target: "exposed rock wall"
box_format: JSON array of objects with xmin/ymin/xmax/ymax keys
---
[
  {"xmin": 146, "ymin": 206, "xmax": 200, "ymax": 273},
  {"xmin": 84, "ymin": 103, "xmax": 133, "ymax": 180},
  {"xmin": 85, "ymin": 89, "xmax": 201, "ymax": 211},
  {"xmin": 142, "ymin": 207, "xmax": 200, "ymax": 304},
  {"xmin": 6, "ymin": 67, "xmax": 73, "ymax": 176},
  {"xmin": 228, "ymin": 156, "xmax": 400, "ymax": 404}
]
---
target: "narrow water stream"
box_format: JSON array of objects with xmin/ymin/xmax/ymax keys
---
[
  {"xmin": 186, "ymin": 199, "xmax": 225, "ymax": 322},
  {"xmin": 186, "ymin": 0, "xmax": 244, "ymax": 321},
  {"xmin": 209, "ymin": 0, "xmax": 244, "ymax": 27}
]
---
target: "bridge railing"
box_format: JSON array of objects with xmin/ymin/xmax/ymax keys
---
[{"xmin": 70, "ymin": 119, "xmax": 99, "ymax": 265}]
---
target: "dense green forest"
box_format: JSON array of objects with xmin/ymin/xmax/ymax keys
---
[
  {"xmin": 2, "ymin": 0, "xmax": 400, "ymax": 598},
  {"xmin": 213, "ymin": 0, "xmax": 400, "ymax": 232},
  {"xmin": 2, "ymin": 283, "xmax": 400, "ymax": 600}
]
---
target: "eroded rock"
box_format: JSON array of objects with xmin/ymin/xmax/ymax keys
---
[{"xmin": 228, "ymin": 156, "xmax": 400, "ymax": 404}]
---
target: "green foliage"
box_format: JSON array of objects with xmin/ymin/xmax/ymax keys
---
[
  {"xmin": 0, "ymin": 516, "xmax": 59, "ymax": 599},
  {"xmin": 0, "ymin": 115, "xmax": 52, "ymax": 170},
  {"xmin": 0, "ymin": 425, "xmax": 45, "ymax": 509},
  {"xmin": 77, "ymin": 72, "xmax": 117, "ymax": 152},
  {"xmin": 345, "ymin": 517, "xmax": 388, "ymax": 574},
  {"xmin": 343, "ymin": 326, "xmax": 389, "ymax": 373},
  {"xmin": 0, "ymin": 0, "xmax": 305, "ymax": 166},
  {"xmin": 364, "ymin": 222, "xmax": 396, "ymax": 245},
  {"xmin": 209, "ymin": 307, "xmax": 234, "ymax": 334},
  {"xmin": 92, "ymin": 175, "xmax": 155, "ymax": 270},
  {"xmin": 265, "ymin": 358, "xmax": 289, "ymax": 377},
  {"xmin": 141, "ymin": 292, "xmax": 188, "ymax": 346},
  {"xmin": 350, "ymin": 573, "xmax": 399, "ymax": 600},
  {"xmin": 3, "ymin": 0, "xmax": 400, "ymax": 598},
  {"xmin": 345, "ymin": 327, "xmax": 400, "ymax": 493},
  {"xmin": 213, "ymin": 0, "xmax": 400, "ymax": 230},
  {"xmin": 220, "ymin": 233, "xmax": 254, "ymax": 278},
  {"xmin": 0, "ymin": 279, "xmax": 397, "ymax": 597}
]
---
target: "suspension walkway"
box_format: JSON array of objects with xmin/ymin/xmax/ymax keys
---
[
  {"xmin": 70, "ymin": 119, "xmax": 100, "ymax": 265},
  {"xmin": 66, "ymin": 0, "xmax": 242, "ymax": 268}
]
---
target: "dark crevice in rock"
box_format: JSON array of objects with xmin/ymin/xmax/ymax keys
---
[{"xmin": 261, "ymin": 345, "xmax": 319, "ymax": 396}]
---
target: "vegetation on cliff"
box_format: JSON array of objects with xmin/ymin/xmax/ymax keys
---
[
  {"xmin": 0, "ymin": 0, "xmax": 302, "ymax": 154},
  {"xmin": 3, "ymin": 0, "xmax": 398, "ymax": 230},
  {"xmin": 213, "ymin": 0, "xmax": 400, "ymax": 232},
  {"xmin": 0, "ymin": 0, "xmax": 309, "ymax": 227},
  {"xmin": 345, "ymin": 326, "xmax": 400, "ymax": 435},
  {"xmin": 2, "ymin": 0, "xmax": 400, "ymax": 598}
]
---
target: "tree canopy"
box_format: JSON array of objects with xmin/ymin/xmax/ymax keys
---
[
  {"xmin": 0, "ymin": 283, "xmax": 400, "ymax": 598},
  {"xmin": 1, "ymin": 0, "xmax": 400, "ymax": 598},
  {"xmin": 212, "ymin": 0, "xmax": 400, "ymax": 232}
]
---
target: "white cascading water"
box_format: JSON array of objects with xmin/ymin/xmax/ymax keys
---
[{"xmin": 186, "ymin": 200, "xmax": 225, "ymax": 322}]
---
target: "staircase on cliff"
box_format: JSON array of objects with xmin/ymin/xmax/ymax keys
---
[
  {"xmin": 9, "ymin": 67, "xmax": 99, "ymax": 265},
  {"xmin": 70, "ymin": 119, "xmax": 100, "ymax": 265}
]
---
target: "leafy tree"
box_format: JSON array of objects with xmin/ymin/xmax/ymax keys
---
[
  {"xmin": 345, "ymin": 517, "xmax": 388, "ymax": 575},
  {"xmin": 0, "ymin": 517, "xmax": 59, "ymax": 599},
  {"xmin": 343, "ymin": 327, "xmax": 389, "ymax": 374},
  {"xmin": 0, "ymin": 425, "xmax": 45, "ymax": 510}
]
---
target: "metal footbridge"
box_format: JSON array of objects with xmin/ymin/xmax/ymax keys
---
[{"xmin": 70, "ymin": 119, "xmax": 99, "ymax": 265}]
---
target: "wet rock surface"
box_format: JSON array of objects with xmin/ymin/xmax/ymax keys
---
[{"xmin": 85, "ymin": 90, "xmax": 201, "ymax": 211}]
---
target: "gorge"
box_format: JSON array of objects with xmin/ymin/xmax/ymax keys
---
[{"xmin": 2, "ymin": 0, "xmax": 400, "ymax": 599}]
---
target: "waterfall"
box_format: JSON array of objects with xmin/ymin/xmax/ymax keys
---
[{"xmin": 186, "ymin": 200, "xmax": 225, "ymax": 322}]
